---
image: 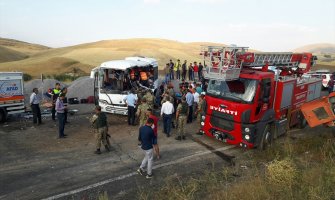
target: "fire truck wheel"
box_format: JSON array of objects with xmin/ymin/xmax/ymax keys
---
[
  {"xmin": 259, "ymin": 124, "xmax": 274, "ymax": 150},
  {"xmin": 0, "ymin": 109, "xmax": 7, "ymax": 123},
  {"xmin": 297, "ymin": 118, "xmax": 307, "ymax": 129}
]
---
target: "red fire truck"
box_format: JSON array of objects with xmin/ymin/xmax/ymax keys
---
[{"xmin": 199, "ymin": 46, "xmax": 320, "ymax": 149}]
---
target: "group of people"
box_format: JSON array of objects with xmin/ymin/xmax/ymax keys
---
[
  {"xmin": 165, "ymin": 59, "xmax": 204, "ymax": 83},
  {"xmin": 29, "ymin": 82, "xmax": 69, "ymax": 139},
  {"xmin": 121, "ymin": 79, "xmax": 207, "ymax": 179},
  {"xmin": 30, "ymin": 75, "xmax": 206, "ymax": 180}
]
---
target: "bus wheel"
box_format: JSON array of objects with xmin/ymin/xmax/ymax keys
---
[
  {"xmin": 0, "ymin": 109, "xmax": 7, "ymax": 123},
  {"xmin": 259, "ymin": 124, "xmax": 274, "ymax": 150}
]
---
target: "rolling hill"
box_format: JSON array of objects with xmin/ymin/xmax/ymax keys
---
[
  {"xmin": 0, "ymin": 38, "xmax": 222, "ymax": 77},
  {"xmin": 0, "ymin": 38, "xmax": 50, "ymax": 55},
  {"xmin": 293, "ymin": 43, "xmax": 335, "ymax": 71},
  {"xmin": 0, "ymin": 38, "xmax": 334, "ymax": 77},
  {"xmin": 0, "ymin": 46, "xmax": 29, "ymax": 62},
  {"xmin": 293, "ymin": 43, "xmax": 335, "ymax": 54}
]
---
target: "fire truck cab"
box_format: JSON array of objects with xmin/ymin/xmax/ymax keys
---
[{"xmin": 200, "ymin": 46, "xmax": 321, "ymax": 149}]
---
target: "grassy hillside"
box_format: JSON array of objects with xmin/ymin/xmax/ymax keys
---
[
  {"xmin": 0, "ymin": 46, "xmax": 29, "ymax": 62},
  {"xmin": 0, "ymin": 38, "xmax": 50, "ymax": 56},
  {"xmin": 293, "ymin": 43, "xmax": 335, "ymax": 54},
  {"xmin": 0, "ymin": 38, "xmax": 217, "ymax": 77},
  {"xmin": 0, "ymin": 38, "xmax": 334, "ymax": 76}
]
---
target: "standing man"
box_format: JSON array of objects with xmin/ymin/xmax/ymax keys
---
[
  {"xmin": 188, "ymin": 63, "xmax": 194, "ymax": 81},
  {"xmin": 91, "ymin": 105, "xmax": 110, "ymax": 154},
  {"xmin": 164, "ymin": 63, "xmax": 170, "ymax": 84},
  {"xmin": 56, "ymin": 93, "xmax": 67, "ymax": 138},
  {"xmin": 196, "ymin": 93, "xmax": 206, "ymax": 135},
  {"xmin": 186, "ymin": 88, "xmax": 194, "ymax": 123},
  {"xmin": 136, "ymin": 98, "xmax": 149, "ymax": 127},
  {"xmin": 169, "ymin": 59, "xmax": 175, "ymax": 80},
  {"xmin": 137, "ymin": 118, "xmax": 155, "ymax": 179},
  {"xmin": 143, "ymin": 90, "xmax": 154, "ymax": 109},
  {"xmin": 328, "ymin": 74, "xmax": 335, "ymax": 94},
  {"xmin": 147, "ymin": 108, "xmax": 160, "ymax": 159},
  {"xmin": 198, "ymin": 62, "xmax": 204, "ymax": 81},
  {"xmin": 30, "ymin": 88, "xmax": 42, "ymax": 125},
  {"xmin": 193, "ymin": 62, "xmax": 199, "ymax": 81},
  {"xmin": 51, "ymin": 83, "xmax": 61, "ymax": 121},
  {"xmin": 175, "ymin": 97, "xmax": 188, "ymax": 140},
  {"xmin": 182, "ymin": 60, "xmax": 187, "ymax": 81},
  {"xmin": 193, "ymin": 88, "xmax": 200, "ymax": 119},
  {"xmin": 124, "ymin": 89, "xmax": 138, "ymax": 126},
  {"xmin": 160, "ymin": 96, "xmax": 174, "ymax": 137},
  {"xmin": 174, "ymin": 59, "xmax": 181, "ymax": 80},
  {"xmin": 61, "ymin": 87, "xmax": 69, "ymax": 123}
]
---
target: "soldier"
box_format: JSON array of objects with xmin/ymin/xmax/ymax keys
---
[
  {"xmin": 161, "ymin": 91, "xmax": 174, "ymax": 105},
  {"xmin": 175, "ymin": 97, "xmax": 188, "ymax": 140},
  {"xmin": 90, "ymin": 105, "xmax": 110, "ymax": 154},
  {"xmin": 196, "ymin": 93, "xmax": 206, "ymax": 135},
  {"xmin": 136, "ymin": 98, "xmax": 150, "ymax": 127},
  {"xmin": 143, "ymin": 90, "xmax": 154, "ymax": 109}
]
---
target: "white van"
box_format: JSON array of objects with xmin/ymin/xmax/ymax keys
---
[
  {"xmin": 303, "ymin": 69, "xmax": 332, "ymax": 88},
  {"xmin": 90, "ymin": 57, "xmax": 158, "ymax": 115}
]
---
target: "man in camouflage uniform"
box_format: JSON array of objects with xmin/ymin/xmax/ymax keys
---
[
  {"xmin": 143, "ymin": 90, "xmax": 154, "ymax": 109},
  {"xmin": 90, "ymin": 105, "xmax": 110, "ymax": 154},
  {"xmin": 161, "ymin": 92, "xmax": 174, "ymax": 105},
  {"xmin": 175, "ymin": 97, "xmax": 188, "ymax": 140},
  {"xmin": 196, "ymin": 93, "xmax": 206, "ymax": 135},
  {"xmin": 136, "ymin": 98, "xmax": 150, "ymax": 127}
]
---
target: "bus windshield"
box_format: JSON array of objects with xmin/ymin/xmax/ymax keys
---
[
  {"xmin": 101, "ymin": 66, "xmax": 157, "ymax": 93},
  {"xmin": 207, "ymin": 78, "xmax": 257, "ymax": 103}
]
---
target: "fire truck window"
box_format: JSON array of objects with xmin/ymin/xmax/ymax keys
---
[{"xmin": 207, "ymin": 79, "xmax": 257, "ymax": 103}]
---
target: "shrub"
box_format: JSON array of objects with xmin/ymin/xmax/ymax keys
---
[{"xmin": 23, "ymin": 73, "xmax": 32, "ymax": 81}]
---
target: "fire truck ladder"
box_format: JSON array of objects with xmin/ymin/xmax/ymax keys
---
[
  {"xmin": 244, "ymin": 52, "xmax": 298, "ymax": 67},
  {"xmin": 202, "ymin": 45, "xmax": 299, "ymax": 81},
  {"xmin": 202, "ymin": 46, "xmax": 248, "ymax": 81}
]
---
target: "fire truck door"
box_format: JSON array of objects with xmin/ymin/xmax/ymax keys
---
[{"xmin": 256, "ymin": 78, "xmax": 272, "ymax": 117}]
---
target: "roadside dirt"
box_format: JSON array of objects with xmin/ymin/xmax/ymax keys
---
[{"xmin": 0, "ymin": 103, "xmax": 333, "ymax": 200}]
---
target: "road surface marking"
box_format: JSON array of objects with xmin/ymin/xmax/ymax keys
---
[{"xmin": 42, "ymin": 145, "xmax": 235, "ymax": 200}]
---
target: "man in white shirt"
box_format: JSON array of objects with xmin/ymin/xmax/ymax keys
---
[
  {"xmin": 160, "ymin": 96, "xmax": 174, "ymax": 137},
  {"xmin": 30, "ymin": 88, "xmax": 42, "ymax": 125}
]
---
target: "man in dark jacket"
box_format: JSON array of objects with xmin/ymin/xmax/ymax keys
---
[{"xmin": 137, "ymin": 118, "xmax": 155, "ymax": 179}]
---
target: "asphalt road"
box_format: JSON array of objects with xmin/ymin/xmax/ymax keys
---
[{"xmin": 0, "ymin": 104, "xmax": 241, "ymax": 200}]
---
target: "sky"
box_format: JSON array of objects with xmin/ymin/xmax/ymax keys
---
[{"xmin": 0, "ymin": 0, "xmax": 334, "ymax": 51}]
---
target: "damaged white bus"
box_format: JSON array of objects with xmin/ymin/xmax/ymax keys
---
[{"xmin": 90, "ymin": 57, "xmax": 158, "ymax": 115}]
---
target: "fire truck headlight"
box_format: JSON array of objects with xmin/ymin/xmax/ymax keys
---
[
  {"xmin": 201, "ymin": 122, "xmax": 205, "ymax": 126},
  {"xmin": 244, "ymin": 134, "xmax": 250, "ymax": 140},
  {"xmin": 201, "ymin": 116, "xmax": 206, "ymax": 120},
  {"xmin": 244, "ymin": 127, "xmax": 250, "ymax": 133}
]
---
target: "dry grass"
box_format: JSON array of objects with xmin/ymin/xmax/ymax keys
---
[
  {"xmin": 138, "ymin": 133, "xmax": 335, "ymax": 200},
  {"xmin": 0, "ymin": 37, "xmax": 50, "ymax": 55},
  {"xmin": 1, "ymin": 37, "xmax": 334, "ymax": 77},
  {"xmin": 0, "ymin": 46, "xmax": 28, "ymax": 62},
  {"xmin": 0, "ymin": 38, "xmax": 220, "ymax": 77}
]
